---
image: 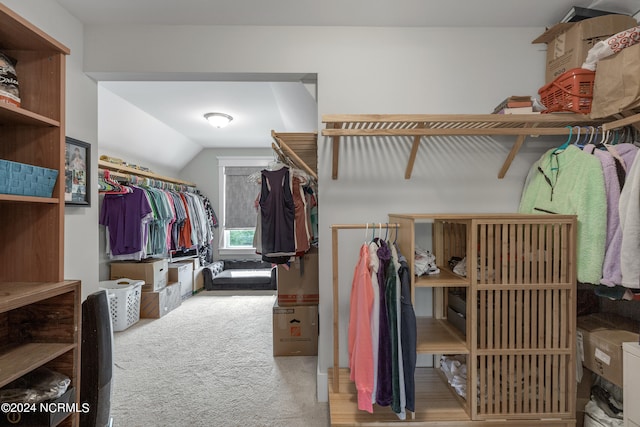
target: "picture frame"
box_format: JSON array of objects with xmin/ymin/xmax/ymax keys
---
[{"xmin": 64, "ymin": 137, "xmax": 90, "ymax": 206}]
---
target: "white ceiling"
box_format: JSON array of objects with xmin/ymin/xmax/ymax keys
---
[
  {"xmin": 53, "ymin": 0, "xmax": 640, "ymax": 27},
  {"xmin": 54, "ymin": 0, "xmax": 640, "ymax": 170}
]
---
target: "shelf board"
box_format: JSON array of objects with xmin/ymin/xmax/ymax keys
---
[
  {"xmin": 415, "ymin": 268, "xmax": 469, "ymax": 287},
  {"xmin": 98, "ymin": 159, "xmax": 196, "ymax": 186},
  {"xmin": 0, "ymin": 102, "xmax": 61, "ymax": 127},
  {"xmin": 0, "ymin": 4, "xmax": 70, "ymax": 53},
  {"xmin": 0, "ymin": 194, "xmax": 58, "ymax": 204},
  {"xmin": 0, "ymin": 281, "xmax": 78, "ymax": 312},
  {"xmin": 417, "ymin": 317, "xmax": 468, "ymax": 354},
  {"xmin": 0, "ymin": 342, "xmax": 75, "ymax": 387}
]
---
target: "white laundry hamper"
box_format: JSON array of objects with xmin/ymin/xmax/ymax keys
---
[{"xmin": 99, "ymin": 279, "xmax": 144, "ymax": 331}]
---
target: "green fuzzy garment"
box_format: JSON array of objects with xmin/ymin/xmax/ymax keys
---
[{"xmin": 519, "ymin": 145, "xmax": 606, "ymax": 285}]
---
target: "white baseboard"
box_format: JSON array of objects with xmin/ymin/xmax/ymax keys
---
[{"xmin": 317, "ymin": 366, "xmax": 328, "ymax": 402}]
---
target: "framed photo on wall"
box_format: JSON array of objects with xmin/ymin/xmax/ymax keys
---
[{"xmin": 65, "ymin": 137, "xmax": 90, "ymax": 206}]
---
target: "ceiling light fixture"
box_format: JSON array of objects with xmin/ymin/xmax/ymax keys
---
[{"xmin": 204, "ymin": 112, "xmax": 233, "ymax": 128}]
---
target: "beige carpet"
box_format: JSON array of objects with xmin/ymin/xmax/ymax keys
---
[{"xmin": 110, "ymin": 292, "xmax": 329, "ymax": 427}]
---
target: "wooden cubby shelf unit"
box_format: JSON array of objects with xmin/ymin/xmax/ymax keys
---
[
  {"xmin": 1, "ymin": 4, "xmax": 80, "ymax": 426},
  {"xmin": 329, "ymin": 214, "xmax": 577, "ymax": 426},
  {"xmin": 322, "ymin": 113, "xmax": 609, "ymax": 179}
]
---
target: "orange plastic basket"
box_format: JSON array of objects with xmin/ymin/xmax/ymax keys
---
[{"xmin": 538, "ymin": 68, "xmax": 596, "ymax": 114}]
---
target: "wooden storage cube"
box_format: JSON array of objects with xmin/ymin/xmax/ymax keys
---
[{"xmin": 386, "ymin": 214, "xmax": 576, "ymax": 424}]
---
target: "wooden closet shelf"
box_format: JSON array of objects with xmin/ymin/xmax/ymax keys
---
[
  {"xmin": 98, "ymin": 159, "xmax": 196, "ymax": 186},
  {"xmin": 271, "ymin": 130, "xmax": 318, "ymax": 181},
  {"xmin": 322, "ymin": 113, "xmax": 611, "ymax": 179}
]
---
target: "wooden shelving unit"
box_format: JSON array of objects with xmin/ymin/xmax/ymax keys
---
[
  {"xmin": 322, "ymin": 113, "xmax": 610, "ymax": 179},
  {"xmin": 0, "ymin": 4, "xmax": 81, "ymax": 426},
  {"xmin": 329, "ymin": 214, "xmax": 577, "ymax": 426}
]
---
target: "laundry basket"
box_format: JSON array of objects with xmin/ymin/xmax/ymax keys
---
[
  {"xmin": 99, "ymin": 279, "xmax": 143, "ymax": 332},
  {"xmin": 538, "ymin": 68, "xmax": 596, "ymax": 114}
]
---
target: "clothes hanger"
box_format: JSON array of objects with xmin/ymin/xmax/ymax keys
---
[
  {"xmin": 571, "ymin": 126, "xmax": 583, "ymax": 148},
  {"xmin": 552, "ymin": 125, "xmax": 573, "ymax": 154},
  {"xmin": 393, "ymin": 223, "xmax": 398, "ymax": 245},
  {"xmin": 364, "ymin": 223, "xmax": 369, "ymax": 244}
]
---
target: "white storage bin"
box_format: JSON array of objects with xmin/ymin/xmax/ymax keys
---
[{"xmin": 99, "ymin": 279, "xmax": 143, "ymax": 331}]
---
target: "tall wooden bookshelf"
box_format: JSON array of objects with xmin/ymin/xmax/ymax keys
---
[{"xmin": 0, "ymin": 4, "xmax": 81, "ymax": 426}]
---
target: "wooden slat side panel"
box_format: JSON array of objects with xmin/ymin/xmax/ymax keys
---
[{"xmin": 476, "ymin": 354, "xmax": 573, "ymax": 418}]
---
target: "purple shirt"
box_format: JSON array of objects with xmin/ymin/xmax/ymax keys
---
[{"xmin": 100, "ymin": 187, "xmax": 152, "ymax": 255}]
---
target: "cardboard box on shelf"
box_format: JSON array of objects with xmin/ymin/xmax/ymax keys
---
[
  {"xmin": 577, "ymin": 313, "xmax": 639, "ymax": 387},
  {"xmin": 277, "ymin": 247, "xmax": 319, "ymax": 306},
  {"xmin": 140, "ymin": 282, "xmax": 182, "ymax": 319},
  {"xmin": 169, "ymin": 261, "xmax": 194, "ymax": 299},
  {"xmin": 110, "ymin": 258, "xmax": 168, "ymax": 292},
  {"xmin": 532, "ymin": 14, "xmax": 637, "ymax": 83},
  {"xmin": 273, "ymin": 302, "xmax": 318, "ymax": 356}
]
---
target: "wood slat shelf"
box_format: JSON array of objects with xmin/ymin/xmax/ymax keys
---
[
  {"xmin": 271, "ymin": 130, "xmax": 318, "ymax": 181},
  {"xmin": 322, "ymin": 113, "xmax": 611, "ymax": 179}
]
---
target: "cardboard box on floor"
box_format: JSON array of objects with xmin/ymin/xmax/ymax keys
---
[
  {"xmin": 110, "ymin": 258, "xmax": 168, "ymax": 292},
  {"xmin": 273, "ymin": 302, "xmax": 318, "ymax": 356},
  {"xmin": 169, "ymin": 261, "xmax": 194, "ymax": 299},
  {"xmin": 577, "ymin": 312, "xmax": 639, "ymax": 387},
  {"xmin": 277, "ymin": 247, "xmax": 319, "ymax": 306},
  {"xmin": 140, "ymin": 282, "xmax": 182, "ymax": 319},
  {"xmin": 532, "ymin": 14, "xmax": 637, "ymax": 84}
]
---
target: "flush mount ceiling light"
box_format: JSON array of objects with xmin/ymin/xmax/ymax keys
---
[{"xmin": 204, "ymin": 112, "xmax": 233, "ymax": 128}]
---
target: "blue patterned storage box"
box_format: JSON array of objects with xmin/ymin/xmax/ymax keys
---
[{"xmin": 0, "ymin": 159, "xmax": 58, "ymax": 198}]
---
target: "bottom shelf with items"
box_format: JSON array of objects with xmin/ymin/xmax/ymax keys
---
[{"xmin": 327, "ymin": 367, "xmax": 576, "ymax": 426}]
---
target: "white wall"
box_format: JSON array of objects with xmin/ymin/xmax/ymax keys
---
[
  {"xmin": 81, "ymin": 23, "xmax": 560, "ymax": 401},
  {"xmin": 3, "ymin": 0, "xmax": 100, "ymax": 301}
]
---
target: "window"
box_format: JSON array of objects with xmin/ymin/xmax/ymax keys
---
[{"xmin": 218, "ymin": 157, "xmax": 270, "ymax": 254}]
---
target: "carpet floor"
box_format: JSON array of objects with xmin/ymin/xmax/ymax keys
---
[{"xmin": 110, "ymin": 291, "xmax": 330, "ymax": 427}]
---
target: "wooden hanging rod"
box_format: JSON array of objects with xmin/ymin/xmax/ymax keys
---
[{"xmin": 98, "ymin": 159, "xmax": 196, "ymax": 186}]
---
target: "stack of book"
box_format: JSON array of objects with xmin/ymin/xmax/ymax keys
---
[{"xmin": 492, "ymin": 96, "xmax": 536, "ymax": 114}]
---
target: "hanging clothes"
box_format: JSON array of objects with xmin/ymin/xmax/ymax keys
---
[
  {"xmin": 368, "ymin": 239, "xmax": 381, "ymax": 404},
  {"xmin": 397, "ymin": 246, "xmax": 417, "ymax": 413},
  {"xmin": 519, "ymin": 145, "xmax": 607, "ymax": 284},
  {"xmin": 582, "ymin": 143, "xmax": 623, "ymax": 287},
  {"xmin": 348, "ymin": 244, "xmax": 375, "ymax": 413},
  {"xmin": 388, "ymin": 243, "xmax": 406, "ymax": 420},
  {"xmin": 619, "ymin": 151, "xmax": 640, "ymax": 289},
  {"xmin": 259, "ymin": 167, "xmax": 296, "ymax": 263},
  {"xmin": 292, "ymin": 174, "xmax": 311, "ymax": 255},
  {"xmin": 375, "ymin": 238, "xmax": 393, "ymax": 407},
  {"xmin": 100, "ymin": 181, "xmax": 216, "ymax": 260},
  {"xmin": 100, "ymin": 186, "xmax": 152, "ymax": 257}
]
